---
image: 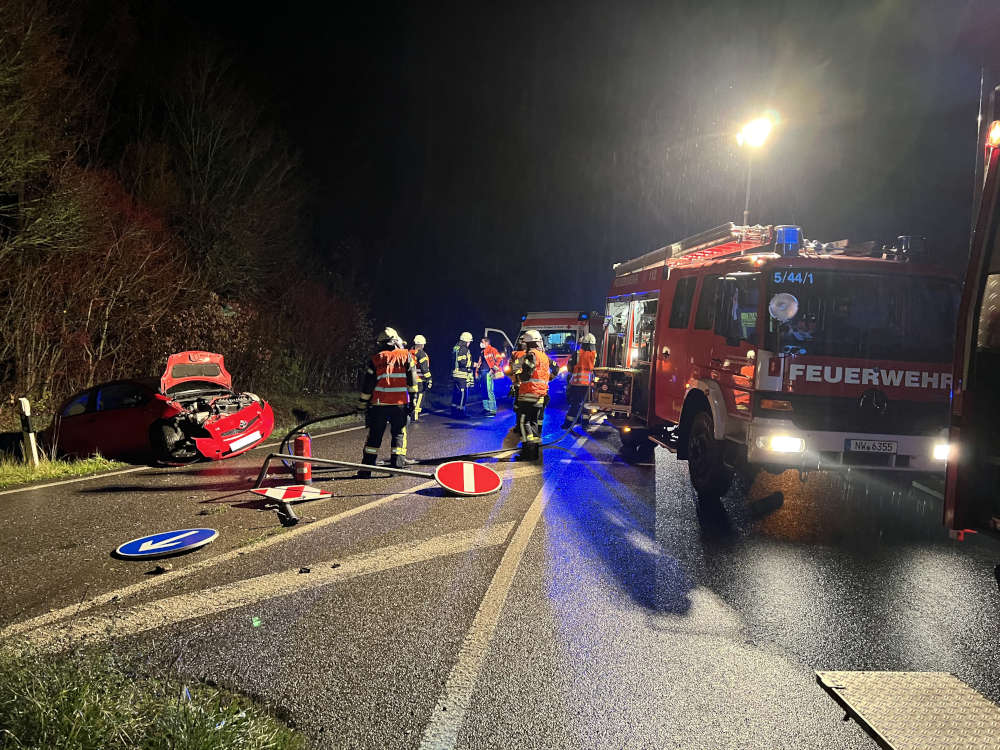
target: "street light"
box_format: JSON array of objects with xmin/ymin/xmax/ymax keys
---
[{"xmin": 737, "ymin": 114, "xmax": 777, "ymax": 226}]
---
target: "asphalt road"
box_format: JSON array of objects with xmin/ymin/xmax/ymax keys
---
[{"xmin": 3, "ymin": 389, "xmax": 999, "ymax": 749}]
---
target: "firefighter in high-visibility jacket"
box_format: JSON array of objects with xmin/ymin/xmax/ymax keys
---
[
  {"xmin": 358, "ymin": 327, "xmax": 419, "ymax": 477},
  {"xmin": 410, "ymin": 334, "xmax": 432, "ymax": 422},
  {"xmin": 512, "ymin": 329, "xmax": 550, "ymax": 460},
  {"xmin": 451, "ymin": 331, "xmax": 474, "ymax": 418},
  {"xmin": 563, "ymin": 332, "xmax": 597, "ymax": 428}
]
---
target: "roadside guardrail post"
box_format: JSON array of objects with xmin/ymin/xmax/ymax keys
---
[{"xmin": 17, "ymin": 397, "xmax": 40, "ymax": 469}]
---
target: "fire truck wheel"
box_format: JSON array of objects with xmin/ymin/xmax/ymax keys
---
[{"xmin": 686, "ymin": 411, "xmax": 732, "ymax": 501}]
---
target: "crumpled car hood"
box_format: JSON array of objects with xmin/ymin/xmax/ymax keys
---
[{"xmin": 160, "ymin": 351, "xmax": 233, "ymax": 394}]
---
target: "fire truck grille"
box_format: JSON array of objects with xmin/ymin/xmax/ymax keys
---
[{"xmin": 755, "ymin": 393, "xmax": 948, "ymax": 436}]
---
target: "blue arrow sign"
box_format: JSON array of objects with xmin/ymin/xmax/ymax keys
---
[{"xmin": 115, "ymin": 528, "xmax": 218, "ymax": 559}]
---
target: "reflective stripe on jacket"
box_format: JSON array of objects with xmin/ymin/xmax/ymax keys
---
[
  {"xmin": 364, "ymin": 349, "xmax": 418, "ymax": 406},
  {"xmin": 411, "ymin": 349, "xmax": 431, "ymax": 381},
  {"xmin": 479, "ymin": 345, "xmax": 503, "ymax": 374},
  {"xmin": 569, "ymin": 349, "xmax": 596, "ymax": 386},
  {"xmin": 452, "ymin": 343, "xmax": 472, "ymax": 379},
  {"xmin": 517, "ymin": 349, "xmax": 550, "ymax": 398}
]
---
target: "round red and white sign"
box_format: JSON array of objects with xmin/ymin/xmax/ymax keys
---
[{"xmin": 434, "ymin": 461, "xmax": 502, "ymax": 496}]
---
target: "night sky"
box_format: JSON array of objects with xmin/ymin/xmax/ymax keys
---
[{"xmin": 178, "ymin": 0, "xmax": 1000, "ymax": 364}]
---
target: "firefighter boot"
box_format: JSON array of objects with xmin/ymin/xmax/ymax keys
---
[
  {"xmin": 357, "ymin": 451, "xmax": 377, "ymax": 479},
  {"xmin": 390, "ymin": 454, "xmax": 408, "ymax": 469}
]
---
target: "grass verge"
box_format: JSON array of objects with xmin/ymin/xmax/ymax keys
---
[
  {"xmin": 0, "ymin": 647, "xmax": 304, "ymax": 749},
  {"xmin": 267, "ymin": 390, "xmax": 363, "ymax": 437},
  {"xmin": 0, "ymin": 455, "xmax": 127, "ymax": 490}
]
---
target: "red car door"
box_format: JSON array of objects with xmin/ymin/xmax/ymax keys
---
[
  {"xmin": 91, "ymin": 382, "xmax": 160, "ymax": 458},
  {"xmin": 54, "ymin": 388, "xmax": 98, "ymax": 457}
]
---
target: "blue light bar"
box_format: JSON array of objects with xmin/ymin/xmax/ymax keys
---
[
  {"xmin": 774, "ymin": 225, "xmax": 802, "ymax": 257},
  {"xmin": 521, "ymin": 314, "xmax": 527, "ymax": 321}
]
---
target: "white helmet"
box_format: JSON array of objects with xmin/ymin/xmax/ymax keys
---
[
  {"xmin": 377, "ymin": 327, "xmax": 403, "ymax": 348},
  {"xmin": 459, "ymin": 331, "xmax": 473, "ymax": 343},
  {"xmin": 413, "ymin": 334, "xmax": 426, "ymax": 346},
  {"xmin": 522, "ymin": 329, "xmax": 543, "ymax": 346},
  {"xmin": 581, "ymin": 333, "xmax": 597, "ymax": 345}
]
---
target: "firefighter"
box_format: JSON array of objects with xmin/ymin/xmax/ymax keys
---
[
  {"xmin": 507, "ymin": 333, "xmax": 526, "ymax": 401},
  {"xmin": 410, "ymin": 334, "xmax": 432, "ymax": 422},
  {"xmin": 451, "ymin": 331, "xmax": 475, "ymax": 417},
  {"xmin": 563, "ymin": 332, "xmax": 597, "ymax": 428},
  {"xmin": 512, "ymin": 329, "xmax": 550, "ymax": 460},
  {"xmin": 358, "ymin": 327, "xmax": 419, "ymax": 477},
  {"xmin": 475, "ymin": 336, "xmax": 503, "ymax": 417}
]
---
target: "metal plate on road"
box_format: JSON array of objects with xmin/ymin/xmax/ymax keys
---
[
  {"xmin": 817, "ymin": 671, "xmax": 1000, "ymax": 750},
  {"xmin": 115, "ymin": 528, "xmax": 218, "ymax": 559},
  {"xmin": 250, "ymin": 485, "xmax": 332, "ymax": 502},
  {"xmin": 434, "ymin": 461, "xmax": 502, "ymax": 496}
]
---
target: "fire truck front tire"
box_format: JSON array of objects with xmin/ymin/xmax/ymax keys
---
[{"xmin": 686, "ymin": 411, "xmax": 732, "ymax": 502}]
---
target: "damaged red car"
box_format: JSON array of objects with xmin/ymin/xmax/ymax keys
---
[{"xmin": 53, "ymin": 351, "xmax": 274, "ymax": 463}]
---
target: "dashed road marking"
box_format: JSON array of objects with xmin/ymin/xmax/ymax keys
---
[
  {"xmin": 419, "ymin": 435, "xmax": 589, "ymax": 749},
  {"xmin": 18, "ymin": 523, "xmax": 517, "ymax": 652}
]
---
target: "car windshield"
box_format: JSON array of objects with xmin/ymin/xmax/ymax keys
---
[
  {"xmin": 538, "ymin": 329, "xmax": 577, "ymax": 355},
  {"xmin": 767, "ymin": 269, "xmax": 959, "ymax": 362}
]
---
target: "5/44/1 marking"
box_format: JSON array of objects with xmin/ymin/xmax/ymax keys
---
[{"xmin": 774, "ymin": 270, "xmax": 814, "ymax": 285}]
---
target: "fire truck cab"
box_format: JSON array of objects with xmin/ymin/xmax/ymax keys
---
[{"xmin": 593, "ymin": 222, "xmax": 959, "ymax": 501}]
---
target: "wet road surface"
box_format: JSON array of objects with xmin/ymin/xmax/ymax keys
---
[{"xmin": 2, "ymin": 392, "xmax": 998, "ymax": 748}]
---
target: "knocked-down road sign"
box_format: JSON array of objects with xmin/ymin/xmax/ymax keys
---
[
  {"xmin": 251, "ymin": 485, "xmax": 333, "ymax": 503},
  {"xmin": 115, "ymin": 528, "xmax": 218, "ymax": 559},
  {"xmin": 434, "ymin": 461, "xmax": 503, "ymax": 496}
]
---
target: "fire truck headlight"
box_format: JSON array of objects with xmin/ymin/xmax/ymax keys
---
[
  {"xmin": 932, "ymin": 442, "xmax": 950, "ymax": 461},
  {"xmin": 762, "ymin": 435, "xmax": 805, "ymax": 453},
  {"xmin": 559, "ymin": 365, "xmax": 568, "ymax": 374}
]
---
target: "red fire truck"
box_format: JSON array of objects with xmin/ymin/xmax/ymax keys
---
[
  {"xmin": 944, "ymin": 116, "xmax": 1000, "ymax": 536},
  {"xmin": 592, "ymin": 222, "xmax": 960, "ymax": 502},
  {"xmin": 489, "ymin": 310, "xmax": 598, "ymax": 377}
]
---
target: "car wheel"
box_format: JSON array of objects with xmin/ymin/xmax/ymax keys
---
[
  {"xmin": 686, "ymin": 411, "xmax": 732, "ymax": 502},
  {"xmin": 150, "ymin": 421, "xmax": 199, "ymax": 464},
  {"xmin": 620, "ymin": 429, "xmax": 655, "ymax": 463}
]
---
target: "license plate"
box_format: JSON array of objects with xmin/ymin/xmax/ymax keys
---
[
  {"xmin": 846, "ymin": 439, "xmax": 897, "ymax": 454},
  {"xmin": 597, "ymin": 393, "xmax": 613, "ymax": 407},
  {"xmin": 227, "ymin": 430, "xmax": 262, "ymax": 451}
]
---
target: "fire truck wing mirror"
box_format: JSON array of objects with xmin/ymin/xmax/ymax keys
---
[{"xmin": 768, "ymin": 293, "xmax": 799, "ymax": 323}]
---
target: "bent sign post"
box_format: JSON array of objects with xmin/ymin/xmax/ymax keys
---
[
  {"xmin": 434, "ymin": 461, "xmax": 503, "ymax": 496},
  {"xmin": 115, "ymin": 528, "xmax": 218, "ymax": 559}
]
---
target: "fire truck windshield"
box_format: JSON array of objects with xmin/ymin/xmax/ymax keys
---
[{"xmin": 767, "ymin": 270, "xmax": 959, "ymax": 362}]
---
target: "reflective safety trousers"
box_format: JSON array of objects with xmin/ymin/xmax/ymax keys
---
[{"xmin": 569, "ymin": 349, "xmax": 596, "ymax": 386}]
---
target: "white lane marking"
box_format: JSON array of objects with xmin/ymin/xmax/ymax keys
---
[
  {"xmin": 0, "ymin": 466, "xmax": 147, "ymax": 497},
  {"xmin": 0, "ymin": 425, "xmax": 365, "ymax": 498},
  {"xmin": 1, "ymin": 478, "xmax": 433, "ymax": 638},
  {"xmin": 18, "ymin": 523, "xmax": 517, "ymax": 653},
  {"xmin": 2, "ymin": 461, "xmax": 549, "ymax": 639},
  {"xmin": 463, "ymin": 462, "xmax": 475, "ymax": 493},
  {"xmin": 419, "ymin": 435, "xmax": 590, "ymax": 749}
]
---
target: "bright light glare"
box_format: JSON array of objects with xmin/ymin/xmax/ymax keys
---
[
  {"xmin": 737, "ymin": 116, "xmax": 774, "ymax": 148},
  {"xmin": 932, "ymin": 443, "xmax": 950, "ymax": 461},
  {"xmin": 769, "ymin": 435, "xmax": 804, "ymax": 453},
  {"xmin": 988, "ymin": 120, "xmax": 1000, "ymax": 148},
  {"xmin": 558, "ymin": 365, "xmax": 568, "ymax": 374}
]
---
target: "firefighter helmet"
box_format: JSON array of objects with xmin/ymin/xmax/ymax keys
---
[
  {"xmin": 377, "ymin": 327, "xmax": 403, "ymax": 348},
  {"xmin": 413, "ymin": 334, "xmax": 427, "ymax": 346},
  {"xmin": 580, "ymin": 333, "xmax": 597, "ymax": 345},
  {"xmin": 460, "ymin": 331, "xmax": 473, "ymax": 343},
  {"xmin": 522, "ymin": 329, "xmax": 543, "ymax": 346}
]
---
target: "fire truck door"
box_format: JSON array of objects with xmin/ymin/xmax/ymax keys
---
[
  {"xmin": 710, "ymin": 275, "xmax": 761, "ymax": 425},
  {"xmin": 657, "ymin": 275, "xmax": 698, "ymax": 422},
  {"xmin": 629, "ymin": 298, "xmax": 658, "ymax": 422}
]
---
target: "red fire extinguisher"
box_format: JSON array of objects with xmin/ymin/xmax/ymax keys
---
[{"xmin": 293, "ymin": 433, "xmax": 312, "ymax": 484}]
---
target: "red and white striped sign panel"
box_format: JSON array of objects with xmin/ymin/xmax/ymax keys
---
[
  {"xmin": 250, "ymin": 485, "xmax": 332, "ymax": 502},
  {"xmin": 434, "ymin": 461, "xmax": 503, "ymax": 496}
]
